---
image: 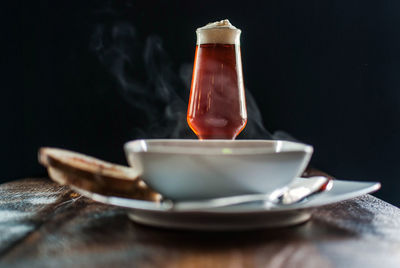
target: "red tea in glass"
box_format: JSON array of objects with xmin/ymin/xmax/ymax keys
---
[{"xmin": 187, "ymin": 20, "xmax": 247, "ymax": 140}]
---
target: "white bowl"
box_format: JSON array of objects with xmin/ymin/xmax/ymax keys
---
[{"xmin": 124, "ymin": 139, "xmax": 313, "ymax": 201}]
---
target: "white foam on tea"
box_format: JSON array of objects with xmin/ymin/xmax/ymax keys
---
[{"xmin": 196, "ymin": 19, "xmax": 241, "ymax": 45}]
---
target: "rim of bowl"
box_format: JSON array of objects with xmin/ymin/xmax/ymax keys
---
[{"xmin": 124, "ymin": 139, "xmax": 313, "ymax": 156}]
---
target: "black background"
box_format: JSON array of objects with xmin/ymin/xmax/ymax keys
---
[{"xmin": 5, "ymin": 0, "xmax": 399, "ymax": 205}]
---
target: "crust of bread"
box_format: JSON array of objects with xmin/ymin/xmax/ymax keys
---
[{"xmin": 38, "ymin": 147, "xmax": 161, "ymax": 201}]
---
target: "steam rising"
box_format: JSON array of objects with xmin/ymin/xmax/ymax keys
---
[
  {"xmin": 90, "ymin": 21, "xmax": 192, "ymax": 138},
  {"xmin": 90, "ymin": 18, "xmax": 281, "ymax": 140}
]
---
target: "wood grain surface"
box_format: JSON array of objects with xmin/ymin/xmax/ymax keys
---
[{"xmin": 0, "ymin": 178, "xmax": 399, "ymax": 268}]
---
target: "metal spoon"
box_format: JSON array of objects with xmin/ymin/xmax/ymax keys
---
[
  {"xmin": 71, "ymin": 176, "xmax": 332, "ymax": 212},
  {"xmin": 168, "ymin": 176, "xmax": 332, "ymax": 211}
]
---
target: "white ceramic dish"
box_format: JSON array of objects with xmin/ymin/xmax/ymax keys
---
[
  {"xmin": 124, "ymin": 139, "xmax": 313, "ymax": 200},
  {"xmin": 72, "ymin": 178, "xmax": 380, "ymax": 231}
]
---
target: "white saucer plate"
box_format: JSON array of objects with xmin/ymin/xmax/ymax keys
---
[{"xmin": 72, "ymin": 178, "xmax": 380, "ymax": 231}]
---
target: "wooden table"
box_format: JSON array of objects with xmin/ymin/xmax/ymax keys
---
[{"xmin": 0, "ymin": 178, "xmax": 399, "ymax": 268}]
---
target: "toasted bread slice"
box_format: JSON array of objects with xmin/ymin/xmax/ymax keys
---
[{"xmin": 39, "ymin": 147, "xmax": 161, "ymax": 201}]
